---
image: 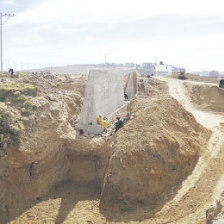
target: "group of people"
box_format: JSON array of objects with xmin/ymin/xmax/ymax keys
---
[{"xmin": 97, "ymin": 112, "xmax": 131, "ymax": 133}]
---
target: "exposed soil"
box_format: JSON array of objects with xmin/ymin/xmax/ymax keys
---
[
  {"xmin": 171, "ymin": 73, "xmax": 220, "ymax": 84},
  {"xmin": 100, "ymin": 97, "xmax": 209, "ymax": 220},
  {"xmin": 1, "ymin": 73, "xmax": 223, "ymax": 224},
  {"xmin": 184, "ymin": 82, "xmax": 224, "ymax": 113}
]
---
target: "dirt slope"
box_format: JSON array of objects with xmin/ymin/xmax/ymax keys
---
[
  {"xmin": 171, "ymin": 74, "xmax": 219, "ymax": 84},
  {"xmin": 184, "ymin": 82, "xmax": 224, "ymax": 112},
  {"xmin": 152, "ymin": 77, "xmax": 224, "ymax": 224},
  {"xmin": 4, "ymin": 76, "xmax": 212, "ymax": 224},
  {"xmin": 0, "ymin": 73, "xmax": 110, "ymax": 223},
  {"xmin": 100, "ymin": 97, "xmax": 209, "ymax": 219}
]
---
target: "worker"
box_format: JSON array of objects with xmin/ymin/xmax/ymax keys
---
[
  {"xmin": 97, "ymin": 115, "xmax": 107, "ymax": 131},
  {"xmin": 9, "ymin": 68, "xmax": 14, "ymax": 76},
  {"xmin": 97, "ymin": 114, "xmax": 103, "ymax": 125},
  {"xmin": 102, "ymin": 117, "xmax": 108, "ymax": 131},
  {"xmin": 124, "ymin": 92, "xmax": 128, "ymax": 100},
  {"xmin": 123, "ymin": 112, "xmax": 130, "ymax": 123},
  {"xmin": 115, "ymin": 117, "xmax": 124, "ymax": 132}
]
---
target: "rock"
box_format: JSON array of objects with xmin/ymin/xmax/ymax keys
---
[
  {"xmin": 0, "ymin": 150, "xmax": 5, "ymax": 157},
  {"xmin": 0, "ymin": 157, "xmax": 8, "ymax": 177},
  {"xmin": 2, "ymin": 142, "xmax": 7, "ymax": 150},
  {"xmin": 206, "ymin": 201, "xmax": 223, "ymax": 224},
  {"xmin": 14, "ymin": 91, "xmax": 21, "ymax": 97},
  {"xmin": 87, "ymin": 221, "xmax": 93, "ymax": 224},
  {"xmin": 150, "ymin": 168, "xmax": 155, "ymax": 174},
  {"xmin": 21, "ymin": 107, "xmax": 26, "ymax": 113}
]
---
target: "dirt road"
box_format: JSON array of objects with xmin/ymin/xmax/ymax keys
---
[
  {"xmin": 146, "ymin": 77, "xmax": 224, "ymax": 224},
  {"xmin": 10, "ymin": 77, "xmax": 224, "ymax": 224}
]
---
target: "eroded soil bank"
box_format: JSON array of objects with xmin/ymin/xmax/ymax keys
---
[{"xmin": 0, "ymin": 73, "xmax": 211, "ymax": 223}]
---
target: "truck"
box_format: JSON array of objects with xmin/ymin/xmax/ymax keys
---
[{"xmin": 178, "ymin": 68, "xmax": 187, "ymax": 80}]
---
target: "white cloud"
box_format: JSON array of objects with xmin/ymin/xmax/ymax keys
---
[
  {"xmin": 4, "ymin": 0, "xmax": 224, "ymax": 71},
  {"xmin": 10, "ymin": 0, "xmax": 224, "ymax": 26},
  {"xmin": 2, "ymin": 0, "xmax": 16, "ymax": 5}
]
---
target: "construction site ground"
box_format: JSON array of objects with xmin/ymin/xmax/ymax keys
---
[{"xmin": 5, "ymin": 75, "xmax": 224, "ymax": 224}]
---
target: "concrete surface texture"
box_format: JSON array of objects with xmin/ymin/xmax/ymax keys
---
[
  {"xmin": 125, "ymin": 71, "xmax": 138, "ymax": 99},
  {"xmin": 79, "ymin": 69, "xmax": 124, "ymax": 126}
]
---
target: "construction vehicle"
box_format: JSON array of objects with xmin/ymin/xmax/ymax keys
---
[
  {"xmin": 219, "ymin": 79, "xmax": 224, "ymax": 88},
  {"xmin": 178, "ymin": 68, "xmax": 187, "ymax": 80}
]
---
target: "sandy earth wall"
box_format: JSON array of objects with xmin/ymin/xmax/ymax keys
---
[
  {"xmin": 184, "ymin": 83, "xmax": 224, "ymax": 112},
  {"xmin": 100, "ymin": 96, "xmax": 210, "ymax": 216},
  {"xmin": 0, "ymin": 75, "xmax": 212, "ymax": 223}
]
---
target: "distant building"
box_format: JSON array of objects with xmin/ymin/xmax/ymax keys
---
[
  {"xmin": 172, "ymin": 66, "xmax": 182, "ymax": 73},
  {"xmin": 125, "ymin": 63, "xmax": 136, "ymax": 67},
  {"xmin": 198, "ymin": 70, "xmax": 209, "ymax": 76},
  {"xmin": 137, "ymin": 63, "xmax": 155, "ymax": 75},
  {"xmin": 155, "ymin": 61, "xmax": 172, "ymax": 76},
  {"xmin": 209, "ymin": 70, "xmax": 219, "ymax": 77}
]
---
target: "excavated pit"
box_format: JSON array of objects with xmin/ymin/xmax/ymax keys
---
[
  {"xmin": 0, "ymin": 74, "xmax": 211, "ymax": 223},
  {"xmin": 0, "ymin": 146, "xmax": 110, "ymax": 223}
]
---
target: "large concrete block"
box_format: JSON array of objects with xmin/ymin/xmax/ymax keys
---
[
  {"xmin": 125, "ymin": 71, "xmax": 137, "ymax": 99},
  {"xmin": 77, "ymin": 69, "xmax": 124, "ymax": 134}
]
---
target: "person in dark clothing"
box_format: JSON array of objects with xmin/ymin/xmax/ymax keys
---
[
  {"xmin": 124, "ymin": 92, "xmax": 128, "ymax": 100},
  {"xmin": 123, "ymin": 112, "xmax": 130, "ymax": 123},
  {"xmin": 9, "ymin": 68, "xmax": 14, "ymax": 76},
  {"xmin": 115, "ymin": 117, "xmax": 124, "ymax": 132}
]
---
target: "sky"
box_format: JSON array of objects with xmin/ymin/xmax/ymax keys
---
[{"xmin": 1, "ymin": 0, "xmax": 224, "ymax": 71}]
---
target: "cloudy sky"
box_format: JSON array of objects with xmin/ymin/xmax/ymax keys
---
[{"xmin": 1, "ymin": 0, "xmax": 224, "ymax": 71}]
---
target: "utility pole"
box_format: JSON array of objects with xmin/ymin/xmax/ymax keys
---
[
  {"xmin": 104, "ymin": 54, "xmax": 109, "ymax": 64},
  {"xmin": 0, "ymin": 13, "xmax": 14, "ymax": 73}
]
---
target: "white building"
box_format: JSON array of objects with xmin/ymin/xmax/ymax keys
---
[{"xmin": 155, "ymin": 62, "xmax": 172, "ymax": 76}]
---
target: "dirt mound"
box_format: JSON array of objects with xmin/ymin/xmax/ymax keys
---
[
  {"xmin": 172, "ymin": 74, "xmax": 219, "ymax": 84},
  {"xmin": 0, "ymin": 76, "xmax": 211, "ymax": 223},
  {"xmin": 138, "ymin": 77, "xmax": 169, "ymax": 98},
  {"xmin": 0, "ymin": 72, "xmax": 95, "ymax": 223},
  {"xmin": 184, "ymin": 82, "xmax": 224, "ymax": 112},
  {"xmin": 100, "ymin": 89, "xmax": 210, "ymax": 217}
]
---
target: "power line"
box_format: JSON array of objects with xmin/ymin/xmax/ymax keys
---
[{"xmin": 0, "ymin": 13, "xmax": 14, "ymax": 73}]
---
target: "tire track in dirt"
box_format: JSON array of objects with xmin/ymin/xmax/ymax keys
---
[{"xmin": 145, "ymin": 77, "xmax": 224, "ymax": 224}]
